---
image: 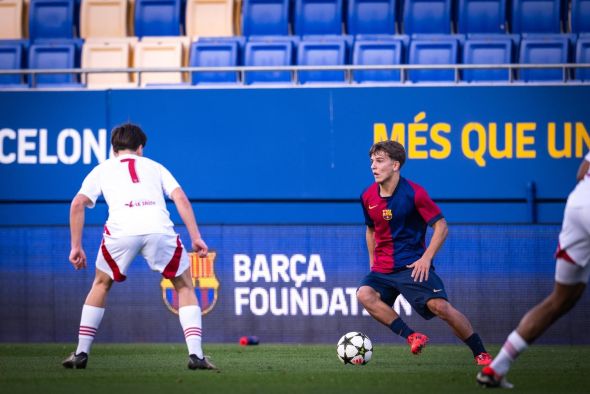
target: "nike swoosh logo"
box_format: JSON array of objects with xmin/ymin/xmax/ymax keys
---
[
  {"xmin": 369, "ymin": 204, "xmax": 378, "ymax": 209},
  {"xmin": 433, "ymin": 289, "xmax": 443, "ymax": 293}
]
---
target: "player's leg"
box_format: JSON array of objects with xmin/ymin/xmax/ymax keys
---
[
  {"xmin": 357, "ymin": 272, "xmax": 428, "ymax": 354},
  {"xmin": 144, "ymin": 234, "xmax": 216, "ymax": 370},
  {"xmin": 426, "ymin": 297, "xmax": 490, "ymax": 365},
  {"xmin": 63, "ymin": 235, "xmax": 139, "ymax": 369}
]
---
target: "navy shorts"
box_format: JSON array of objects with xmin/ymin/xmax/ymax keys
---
[{"xmin": 358, "ymin": 267, "xmax": 448, "ymax": 320}]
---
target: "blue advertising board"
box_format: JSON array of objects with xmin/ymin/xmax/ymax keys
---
[{"xmin": 0, "ymin": 86, "xmax": 589, "ymax": 224}]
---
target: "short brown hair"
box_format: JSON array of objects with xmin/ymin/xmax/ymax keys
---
[
  {"xmin": 369, "ymin": 140, "xmax": 406, "ymax": 168},
  {"xmin": 111, "ymin": 123, "xmax": 147, "ymax": 153}
]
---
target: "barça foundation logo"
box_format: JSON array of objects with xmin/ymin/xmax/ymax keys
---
[{"xmin": 161, "ymin": 251, "xmax": 219, "ymax": 315}]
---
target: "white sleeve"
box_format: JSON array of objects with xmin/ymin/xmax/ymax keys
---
[
  {"xmin": 78, "ymin": 166, "xmax": 101, "ymax": 208},
  {"xmin": 585, "ymin": 151, "xmax": 590, "ymax": 162},
  {"xmin": 160, "ymin": 164, "xmax": 181, "ymax": 198}
]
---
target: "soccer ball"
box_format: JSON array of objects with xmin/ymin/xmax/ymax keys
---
[{"xmin": 336, "ymin": 332, "xmax": 373, "ymax": 365}]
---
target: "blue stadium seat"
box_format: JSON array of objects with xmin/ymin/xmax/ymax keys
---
[
  {"xmin": 28, "ymin": 42, "xmax": 82, "ymax": 87},
  {"xmin": 242, "ymin": 0, "xmax": 290, "ymax": 36},
  {"xmin": 134, "ymin": 0, "xmax": 182, "ymax": 37},
  {"xmin": 189, "ymin": 41, "xmax": 239, "ymax": 85},
  {"xmin": 297, "ymin": 40, "xmax": 346, "ymax": 83},
  {"xmin": 294, "ymin": 0, "xmax": 343, "ymax": 35},
  {"xmin": 352, "ymin": 37, "xmax": 404, "ymax": 83},
  {"xmin": 408, "ymin": 36, "xmax": 459, "ymax": 82},
  {"xmin": 347, "ymin": 0, "xmax": 397, "ymax": 35},
  {"xmin": 0, "ymin": 41, "xmax": 27, "ymax": 87},
  {"xmin": 402, "ymin": 0, "xmax": 451, "ymax": 34},
  {"xmin": 244, "ymin": 41, "xmax": 294, "ymax": 84},
  {"xmin": 456, "ymin": 0, "xmax": 506, "ymax": 33},
  {"xmin": 519, "ymin": 35, "xmax": 569, "ymax": 81},
  {"xmin": 29, "ymin": 0, "xmax": 76, "ymax": 40},
  {"xmin": 571, "ymin": 0, "xmax": 590, "ymax": 33},
  {"xmin": 510, "ymin": 0, "xmax": 562, "ymax": 34},
  {"xmin": 462, "ymin": 36, "xmax": 513, "ymax": 82},
  {"xmin": 575, "ymin": 37, "xmax": 590, "ymax": 81}
]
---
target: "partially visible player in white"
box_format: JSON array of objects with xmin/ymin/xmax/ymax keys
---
[
  {"xmin": 62, "ymin": 123, "xmax": 216, "ymax": 370},
  {"xmin": 477, "ymin": 151, "xmax": 590, "ymax": 388}
]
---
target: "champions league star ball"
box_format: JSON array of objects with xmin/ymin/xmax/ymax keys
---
[{"xmin": 336, "ymin": 332, "xmax": 373, "ymax": 365}]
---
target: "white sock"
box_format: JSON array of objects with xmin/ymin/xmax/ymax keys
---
[
  {"xmin": 76, "ymin": 305, "xmax": 105, "ymax": 355},
  {"xmin": 179, "ymin": 305, "xmax": 203, "ymax": 358},
  {"xmin": 491, "ymin": 330, "xmax": 529, "ymax": 376}
]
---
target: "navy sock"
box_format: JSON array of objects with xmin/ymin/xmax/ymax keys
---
[
  {"xmin": 464, "ymin": 333, "xmax": 486, "ymax": 356},
  {"xmin": 389, "ymin": 318, "xmax": 415, "ymax": 339}
]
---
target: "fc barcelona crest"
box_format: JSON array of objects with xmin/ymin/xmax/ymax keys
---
[
  {"xmin": 382, "ymin": 209, "xmax": 393, "ymax": 221},
  {"xmin": 161, "ymin": 251, "xmax": 219, "ymax": 315}
]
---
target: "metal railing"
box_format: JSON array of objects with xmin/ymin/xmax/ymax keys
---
[{"xmin": 1, "ymin": 63, "xmax": 590, "ymax": 87}]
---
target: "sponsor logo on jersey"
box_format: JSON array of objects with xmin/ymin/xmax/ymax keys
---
[
  {"xmin": 161, "ymin": 251, "xmax": 219, "ymax": 315},
  {"xmin": 382, "ymin": 209, "xmax": 393, "ymax": 221}
]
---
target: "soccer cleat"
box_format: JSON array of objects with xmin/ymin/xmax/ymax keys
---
[
  {"xmin": 407, "ymin": 332, "xmax": 429, "ymax": 355},
  {"xmin": 475, "ymin": 352, "xmax": 493, "ymax": 366},
  {"xmin": 62, "ymin": 352, "xmax": 88, "ymax": 369},
  {"xmin": 476, "ymin": 366, "xmax": 514, "ymax": 389},
  {"xmin": 188, "ymin": 354, "xmax": 218, "ymax": 370}
]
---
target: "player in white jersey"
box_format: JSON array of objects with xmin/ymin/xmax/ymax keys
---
[
  {"xmin": 477, "ymin": 151, "xmax": 590, "ymax": 388},
  {"xmin": 62, "ymin": 123, "xmax": 216, "ymax": 370}
]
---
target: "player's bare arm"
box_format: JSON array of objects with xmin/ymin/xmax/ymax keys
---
[
  {"xmin": 69, "ymin": 194, "xmax": 93, "ymax": 270},
  {"xmin": 576, "ymin": 157, "xmax": 590, "ymax": 182},
  {"xmin": 171, "ymin": 187, "xmax": 208, "ymax": 257},
  {"xmin": 365, "ymin": 226, "xmax": 376, "ymax": 269},
  {"xmin": 408, "ymin": 218, "xmax": 449, "ymax": 283}
]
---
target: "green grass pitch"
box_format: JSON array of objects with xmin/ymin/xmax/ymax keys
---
[{"xmin": 1, "ymin": 344, "xmax": 589, "ymax": 393}]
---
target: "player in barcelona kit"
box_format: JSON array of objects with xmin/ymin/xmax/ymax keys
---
[
  {"xmin": 477, "ymin": 151, "xmax": 590, "ymax": 389},
  {"xmin": 356, "ymin": 140, "xmax": 492, "ymax": 366},
  {"xmin": 62, "ymin": 123, "xmax": 216, "ymax": 370}
]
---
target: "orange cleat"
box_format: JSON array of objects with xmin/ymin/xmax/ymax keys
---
[
  {"xmin": 407, "ymin": 332, "xmax": 429, "ymax": 355},
  {"xmin": 475, "ymin": 352, "xmax": 493, "ymax": 366}
]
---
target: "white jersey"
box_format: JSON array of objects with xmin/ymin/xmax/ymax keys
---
[
  {"xmin": 566, "ymin": 151, "xmax": 590, "ymax": 208},
  {"xmin": 78, "ymin": 153, "xmax": 180, "ymax": 237}
]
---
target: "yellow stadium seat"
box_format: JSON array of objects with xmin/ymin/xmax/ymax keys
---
[
  {"xmin": 0, "ymin": 0, "xmax": 23, "ymax": 39},
  {"xmin": 134, "ymin": 37, "xmax": 189, "ymax": 86},
  {"xmin": 80, "ymin": 0, "xmax": 128, "ymax": 38},
  {"xmin": 82, "ymin": 38, "xmax": 138, "ymax": 88},
  {"xmin": 185, "ymin": 0, "xmax": 234, "ymax": 37}
]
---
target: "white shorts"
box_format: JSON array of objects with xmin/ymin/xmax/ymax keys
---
[
  {"xmin": 555, "ymin": 203, "xmax": 590, "ymax": 284},
  {"xmin": 96, "ymin": 233, "xmax": 189, "ymax": 282}
]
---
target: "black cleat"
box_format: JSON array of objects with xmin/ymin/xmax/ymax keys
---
[
  {"xmin": 477, "ymin": 366, "xmax": 514, "ymax": 389},
  {"xmin": 188, "ymin": 354, "xmax": 217, "ymax": 370},
  {"xmin": 62, "ymin": 352, "xmax": 88, "ymax": 369}
]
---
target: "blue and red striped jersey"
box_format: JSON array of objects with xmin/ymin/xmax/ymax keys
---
[{"xmin": 360, "ymin": 177, "xmax": 443, "ymax": 274}]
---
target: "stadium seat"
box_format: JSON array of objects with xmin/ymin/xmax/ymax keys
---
[
  {"xmin": 82, "ymin": 38, "xmax": 137, "ymax": 88},
  {"xmin": 346, "ymin": 0, "xmax": 397, "ymax": 35},
  {"xmin": 510, "ymin": 0, "xmax": 562, "ymax": 34},
  {"xmin": 294, "ymin": 0, "xmax": 343, "ymax": 35},
  {"xmin": 408, "ymin": 35, "xmax": 459, "ymax": 82},
  {"xmin": 80, "ymin": 0, "xmax": 128, "ymax": 38},
  {"xmin": 402, "ymin": 0, "xmax": 451, "ymax": 34},
  {"xmin": 134, "ymin": 0, "xmax": 182, "ymax": 37},
  {"xmin": 518, "ymin": 35, "xmax": 569, "ymax": 81},
  {"xmin": 297, "ymin": 39, "xmax": 346, "ymax": 84},
  {"xmin": 352, "ymin": 37, "xmax": 404, "ymax": 83},
  {"xmin": 29, "ymin": 0, "xmax": 76, "ymax": 40},
  {"xmin": 189, "ymin": 40, "xmax": 239, "ymax": 84},
  {"xmin": 571, "ymin": 0, "xmax": 590, "ymax": 34},
  {"xmin": 244, "ymin": 40, "xmax": 293, "ymax": 84},
  {"xmin": 28, "ymin": 41, "xmax": 81, "ymax": 87},
  {"xmin": 134, "ymin": 37, "xmax": 186, "ymax": 86},
  {"xmin": 0, "ymin": 0, "xmax": 23, "ymax": 39},
  {"xmin": 241, "ymin": 0, "xmax": 289, "ymax": 36},
  {"xmin": 462, "ymin": 36, "xmax": 513, "ymax": 82},
  {"xmin": 456, "ymin": 0, "xmax": 506, "ymax": 33},
  {"xmin": 575, "ymin": 37, "xmax": 590, "ymax": 81},
  {"xmin": 0, "ymin": 41, "xmax": 27, "ymax": 86},
  {"xmin": 186, "ymin": 0, "xmax": 234, "ymax": 37}
]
